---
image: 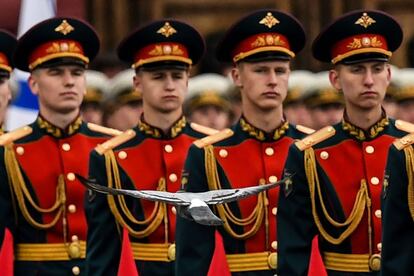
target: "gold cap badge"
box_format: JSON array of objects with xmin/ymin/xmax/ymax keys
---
[
  {"xmin": 157, "ymin": 22, "xmax": 177, "ymax": 38},
  {"xmin": 259, "ymin": 12, "xmax": 280, "ymax": 28},
  {"xmin": 55, "ymin": 20, "xmax": 75, "ymax": 35},
  {"xmin": 355, "ymin": 12, "xmax": 376, "ymax": 28}
]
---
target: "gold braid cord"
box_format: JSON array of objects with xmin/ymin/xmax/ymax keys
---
[
  {"xmin": 4, "ymin": 144, "xmax": 66, "ymax": 229},
  {"xmin": 105, "ymin": 150, "xmax": 167, "ymax": 239},
  {"xmin": 204, "ymin": 145, "xmax": 265, "ymax": 239},
  {"xmin": 403, "ymin": 146, "xmax": 414, "ymax": 221},
  {"xmin": 304, "ymin": 148, "xmax": 371, "ymax": 245}
]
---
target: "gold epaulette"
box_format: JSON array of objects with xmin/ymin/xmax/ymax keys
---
[
  {"xmin": 193, "ymin": 128, "xmax": 233, "ymax": 148},
  {"xmin": 295, "ymin": 126, "xmax": 335, "ymax": 151},
  {"xmin": 296, "ymin": 124, "xmax": 315, "ymax": 135},
  {"xmin": 395, "ymin": 120, "xmax": 414, "ymax": 133},
  {"xmin": 87, "ymin": 123, "xmax": 122, "ymax": 136},
  {"xmin": 0, "ymin": 126, "xmax": 32, "ymax": 146},
  {"xmin": 190, "ymin": 122, "xmax": 219, "ymax": 136},
  {"xmin": 393, "ymin": 133, "xmax": 414, "ymax": 151},
  {"xmin": 95, "ymin": 129, "xmax": 136, "ymax": 155}
]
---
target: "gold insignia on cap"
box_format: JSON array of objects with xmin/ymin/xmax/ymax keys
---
[
  {"xmin": 55, "ymin": 19, "xmax": 75, "ymax": 35},
  {"xmin": 259, "ymin": 12, "xmax": 280, "ymax": 28},
  {"xmin": 355, "ymin": 12, "xmax": 376, "ymax": 28},
  {"xmin": 347, "ymin": 36, "xmax": 382, "ymax": 50},
  {"xmin": 157, "ymin": 22, "xmax": 177, "ymax": 38}
]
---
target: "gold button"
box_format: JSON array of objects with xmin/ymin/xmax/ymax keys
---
[
  {"xmin": 375, "ymin": 209, "xmax": 382, "ymax": 218},
  {"xmin": 219, "ymin": 149, "xmax": 228, "ymax": 158},
  {"xmin": 169, "ymin": 173, "xmax": 178, "ymax": 182},
  {"xmin": 267, "ymin": 252, "xmax": 277, "ymax": 269},
  {"xmin": 268, "ymin": 176, "xmax": 278, "ymax": 184},
  {"xmin": 67, "ymin": 173, "xmax": 76, "ymax": 181},
  {"xmin": 164, "ymin": 144, "xmax": 173, "ymax": 153},
  {"xmin": 118, "ymin": 151, "xmax": 127, "ymax": 159},
  {"xmin": 265, "ymin": 147, "xmax": 274, "ymax": 156},
  {"xmin": 68, "ymin": 240, "xmax": 81, "ymax": 259},
  {"xmin": 62, "ymin": 143, "xmax": 71, "ymax": 151},
  {"xmin": 168, "ymin": 244, "xmax": 176, "ymax": 261},
  {"xmin": 16, "ymin": 146, "xmax": 24, "ymax": 155},
  {"xmin": 371, "ymin": 177, "xmax": 379, "ymax": 185},
  {"xmin": 365, "ymin": 146, "xmax": 374, "ymax": 154},
  {"xmin": 377, "ymin": 243, "xmax": 382, "ymax": 251},
  {"xmin": 271, "ymin": 241, "xmax": 278, "ymax": 250},
  {"xmin": 272, "ymin": 207, "xmax": 278, "ymax": 216},
  {"xmin": 320, "ymin": 151, "xmax": 329, "ymax": 160},
  {"xmin": 369, "ymin": 254, "xmax": 381, "ymax": 271},
  {"xmin": 72, "ymin": 266, "xmax": 80, "ymax": 275},
  {"xmin": 71, "ymin": 235, "xmax": 79, "ymax": 242},
  {"xmin": 171, "ymin": 206, "xmax": 177, "ymax": 215},
  {"xmin": 68, "ymin": 204, "xmax": 76, "ymax": 213}
]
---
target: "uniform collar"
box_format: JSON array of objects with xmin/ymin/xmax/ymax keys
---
[
  {"xmin": 36, "ymin": 115, "xmax": 83, "ymax": 138},
  {"xmin": 138, "ymin": 115, "xmax": 187, "ymax": 139},
  {"xmin": 341, "ymin": 110, "xmax": 389, "ymax": 141},
  {"xmin": 239, "ymin": 116, "xmax": 289, "ymax": 141}
]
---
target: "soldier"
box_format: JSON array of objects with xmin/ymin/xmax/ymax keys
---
[
  {"xmin": 85, "ymin": 19, "xmax": 208, "ymax": 275},
  {"xmin": 391, "ymin": 68, "xmax": 414, "ymax": 123},
  {"xmin": 185, "ymin": 73, "xmax": 232, "ymax": 130},
  {"xmin": 0, "ymin": 30, "xmax": 16, "ymax": 133},
  {"xmin": 303, "ymin": 71, "xmax": 344, "ymax": 130},
  {"xmin": 80, "ymin": 70, "xmax": 109, "ymax": 125},
  {"xmin": 0, "ymin": 18, "xmax": 121, "ymax": 275},
  {"xmin": 285, "ymin": 70, "xmax": 313, "ymax": 127},
  {"xmin": 277, "ymin": 10, "xmax": 414, "ymax": 275},
  {"xmin": 102, "ymin": 69, "xmax": 143, "ymax": 131},
  {"xmin": 175, "ymin": 9, "xmax": 322, "ymax": 275},
  {"xmin": 381, "ymin": 111, "xmax": 414, "ymax": 275}
]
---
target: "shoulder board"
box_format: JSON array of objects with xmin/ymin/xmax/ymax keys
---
[
  {"xmin": 295, "ymin": 126, "xmax": 335, "ymax": 151},
  {"xmin": 395, "ymin": 120, "xmax": 414, "ymax": 133},
  {"xmin": 190, "ymin": 122, "xmax": 219, "ymax": 136},
  {"xmin": 193, "ymin": 128, "xmax": 234, "ymax": 148},
  {"xmin": 95, "ymin": 129, "xmax": 136, "ymax": 155},
  {"xmin": 87, "ymin": 122, "xmax": 122, "ymax": 136},
  {"xmin": 393, "ymin": 133, "xmax": 414, "ymax": 151},
  {"xmin": 296, "ymin": 124, "xmax": 315, "ymax": 135},
  {"xmin": 0, "ymin": 126, "xmax": 32, "ymax": 146}
]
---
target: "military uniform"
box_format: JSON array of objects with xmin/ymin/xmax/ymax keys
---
[
  {"xmin": 381, "ymin": 133, "xmax": 414, "ymax": 274},
  {"xmin": 0, "ymin": 17, "xmax": 121, "ymax": 275},
  {"xmin": 175, "ymin": 9, "xmax": 312, "ymax": 276},
  {"xmin": 84, "ymin": 19, "xmax": 206, "ymax": 275},
  {"xmin": 277, "ymin": 10, "xmax": 407, "ymax": 275}
]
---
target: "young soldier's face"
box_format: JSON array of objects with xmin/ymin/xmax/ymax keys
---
[
  {"xmin": 329, "ymin": 62, "xmax": 391, "ymax": 111},
  {"xmin": 232, "ymin": 60, "xmax": 290, "ymax": 111},
  {"xmin": 134, "ymin": 68, "xmax": 189, "ymax": 114},
  {"xmin": 0, "ymin": 76, "xmax": 11, "ymax": 123},
  {"xmin": 29, "ymin": 65, "xmax": 86, "ymax": 114}
]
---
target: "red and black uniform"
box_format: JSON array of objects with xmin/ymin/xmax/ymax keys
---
[
  {"xmin": 85, "ymin": 116, "xmax": 205, "ymax": 275},
  {"xmin": 278, "ymin": 116, "xmax": 409, "ymax": 275},
  {"xmin": 0, "ymin": 116, "xmax": 113, "ymax": 275},
  {"xmin": 175, "ymin": 117, "xmax": 310, "ymax": 275}
]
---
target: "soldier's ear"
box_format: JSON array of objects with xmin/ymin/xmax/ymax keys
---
[
  {"xmin": 28, "ymin": 74, "xmax": 39, "ymax": 95},
  {"xmin": 231, "ymin": 67, "xmax": 243, "ymax": 88},
  {"xmin": 133, "ymin": 74, "xmax": 142, "ymax": 93},
  {"xmin": 328, "ymin": 69, "xmax": 341, "ymax": 91}
]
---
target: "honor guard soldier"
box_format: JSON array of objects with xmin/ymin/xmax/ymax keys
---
[
  {"xmin": 303, "ymin": 71, "xmax": 344, "ymax": 130},
  {"xmin": 80, "ymin": 70, "xmax": 109, "ymax": 125},
  {"xmin": 175, "ymin": 9, "xmax": 324, "ymax": 275},
  {"xmin": 84, "ymin": 20, "xmax": 209, "ymax": 275},
  {"xmin": 102, "ymin": 69, "xmax": 143, "ymax": 131},
  {"xmin": 185, "ymin": 73, "xmax": 232, "ymax": 130},
  {"xmin": 381, "ymin": 81, "xmax": 414, "ymax": 275},
  {"xmin": 0, "ymin": 17, "xmax": 121, "ymax": 275},
  {"xmin": 0, "ymin": 30, "xmax": 16, "ymax": 133},
  {"xmin": 277, "ymin": 10, "xmax": 414, "ymax": 275}
]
